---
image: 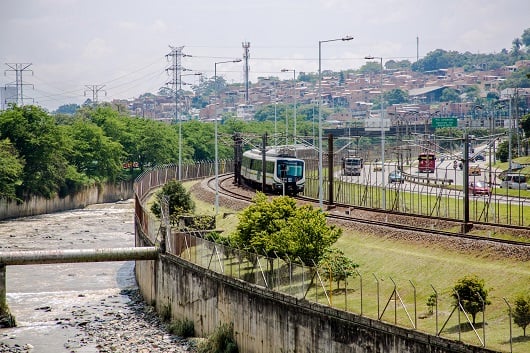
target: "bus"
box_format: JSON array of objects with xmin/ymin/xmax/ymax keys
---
[
  {"xmin": 418, "ymin": 152, "xmax": 436, "ymax": 173},
  {"xmin": 342, "ymin": 156, "xmax": 363, "ymax": 176}
]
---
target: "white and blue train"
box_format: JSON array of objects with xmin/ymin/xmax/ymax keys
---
[{"xmin": 241, "ymin": 147, "xmax": 305, "ymax": 195}]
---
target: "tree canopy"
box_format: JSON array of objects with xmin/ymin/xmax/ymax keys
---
[
  {"xmin": 451, "ymin": 275, "xmax": 491, "ymax": 325},
  {"xmin": 232, "ymin": 192, "xmax": 342, "ymax": 264},
  {"xmin": 513, "ymin": 293, "xmax": 530, "ymax": 336},
  {"xmin": 0, "ymin": 138, "xmax": 24, "ymax": 200},
  {"xmin": 150, "ymin": 180, "xmax": 195, "ymax": 224}
]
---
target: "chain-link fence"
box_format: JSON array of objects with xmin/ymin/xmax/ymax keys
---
[
  {"xmin": 303, "ymin": 156, "xmax": 530, "ymax": 227},
  {"xmin": 134, "ymin": 162, "xmax": 527, "ymax": 352}
]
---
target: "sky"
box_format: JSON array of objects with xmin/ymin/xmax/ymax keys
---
[{"xmin": 1, "ymin": 0, "xmax": 529, "ymax": 111}]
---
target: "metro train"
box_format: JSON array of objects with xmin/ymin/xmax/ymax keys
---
[{"xmin": 240, "ymin": 147, "xmax": 305, "ymax": 195}]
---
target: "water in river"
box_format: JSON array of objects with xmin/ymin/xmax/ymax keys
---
[{"xmin": 0, "ymin": 200, "xmax": 191, "ymax": 353}]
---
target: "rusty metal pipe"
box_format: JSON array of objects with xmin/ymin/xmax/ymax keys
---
[{"xmin": 0, "ymin": 247, "xmax": 158, "ymax": 266}]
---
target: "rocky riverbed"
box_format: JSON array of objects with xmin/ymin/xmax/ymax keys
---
[{"xmin": 0, "ymin": 200, "xmax": 196, "ymax": 353}]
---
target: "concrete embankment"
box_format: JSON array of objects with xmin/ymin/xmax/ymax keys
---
[{"xmin": 0, "ymin": 181, "xmax": 133, "ymax": 221}]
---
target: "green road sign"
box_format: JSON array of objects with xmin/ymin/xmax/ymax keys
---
[{"xmin": 431, "ymin": 117, "xmax": 458, "ymax": 128}]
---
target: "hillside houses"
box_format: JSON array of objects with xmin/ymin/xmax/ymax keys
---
[{"xmin": 112, "ymin": 60, "xmax": 529, "ymax": 129}]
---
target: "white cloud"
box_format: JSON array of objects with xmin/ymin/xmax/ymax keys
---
[{"xmin": 82, "ymin": 38, "xmax": 113, "ymax": 60}]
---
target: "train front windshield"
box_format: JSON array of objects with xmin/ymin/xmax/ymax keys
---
[
  {"xmin": 345, "ymin": 159, "xmax": 362, "ymax": 166},
  {"xmin": 277, "ymin": 160, "xmax": 304, "ymax": 179}
]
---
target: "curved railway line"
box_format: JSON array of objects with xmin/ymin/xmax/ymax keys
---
[{"xmin": 209, "ymin": 173, "xmax": 530, "ymax": 250}]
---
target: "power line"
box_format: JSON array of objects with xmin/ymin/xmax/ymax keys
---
[
  {"xmin": 4, "ymin": 63, "xmax": 34, "ymax": 106},
  {"xmin": 84, "ymin": 85, "xmax": 106, "ymax": 105}
]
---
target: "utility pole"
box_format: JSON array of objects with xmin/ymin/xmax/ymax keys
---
[
  {"xmin": 84, "ymin": 85, "xmax": 106, "ymax": 106},
  {"xmin": 166, "ymin": 45, "xmax": 191, "ymax": 180},
  {"xmin": 242, "ymin": 42, "xmax": 250, "ymax": 104},
  {"xmin": 4, "ymin": 63, "xmax": 33, "ymax": 106}
]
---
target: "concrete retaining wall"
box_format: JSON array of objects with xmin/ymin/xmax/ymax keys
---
[
  {"xmin": 134, "ymin": 229, "xmax": 498, "ymax": 353},
  {"xmin": 0, "ymin": 182, "xmax": 134, "ymax": 220}
]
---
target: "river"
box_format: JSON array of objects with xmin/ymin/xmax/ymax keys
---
[{"xmin": 0, "ymin": 200, "xmax": 194, "ymax": 352}]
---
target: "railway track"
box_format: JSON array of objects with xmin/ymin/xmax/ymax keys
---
[{"xmin": 209, "ymin": 174, "xmax": 530, "ymax": 249}]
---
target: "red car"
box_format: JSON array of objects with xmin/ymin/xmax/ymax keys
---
[{"xmin": 469, "ymin": 181, "xmax": 491, "ymax": 195}]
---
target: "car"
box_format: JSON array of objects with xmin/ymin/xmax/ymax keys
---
[
  {"xmin": 388, "ymin": 170, "xmax": 404, "ymax": 183},
  {"xmin": 473, "ymin": 154, "xmax": 485, "ymax": 161},
  {"xmin": 469, "ymin": 181, "xmax": 491, "ymax": 195},
  {"xmin": 500, "ymin": 173, "xmax": 527, "ymax": 190},
  {"xmin": 373, "ymin": 161, "xmax": 383, "ymax": 171}
]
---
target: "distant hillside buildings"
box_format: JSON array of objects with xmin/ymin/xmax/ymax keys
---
[{"xmin": 110, "ymin": 60, "xmax": 530, "ymax": 130}]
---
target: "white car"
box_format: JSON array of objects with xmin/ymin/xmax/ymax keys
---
[{"xmin": 500, "ymin": 174, "xmax": 527, "ymax": 190}]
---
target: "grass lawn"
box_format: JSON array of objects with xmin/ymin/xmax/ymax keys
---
[{"xmin": 183, "ymin": 180, "xmax": 530, "ymax": 352}]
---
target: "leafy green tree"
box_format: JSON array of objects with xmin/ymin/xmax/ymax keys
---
[
  {"xmin": 451, "ymin": 275, "xmax": 491, "ymax": 325},
  {"xmin": 150, "ymin": 180, "xmax": 195, "ymax": 224},
  {"xmin": 521, "ymin": 28, "xmax": 530, "ymax": 48},
  {"xmin": 0, "ymin": 138, "xmax": 25, "ymax": 200},
  {"xmin": 137, "ymin": 121, "xmax": 180, "ymax": 168},
  {"xmin": 0, "ymin": 105, "xmax": 72, "ymax": 198},
  {"xmin": 521, "ymin": 114, "xmax": 530, "ymax": 138},
  {"xmin": 182, "ymin": 120, "xmax": 215, "ymax": 161},
  {"xmin": 512, "ymin": 38, "xmax": 523, "ymax": 56},
  {"xmin": 63, "ymin": 120, "xmax": 125, "ymax": 181},
  {"xmin": 384, "ymin": 89, "xmax": 409, "ymax": 105},
  {"xmin": 55, "ymin": 103, "xmax": 80, "ymax": 115},
  {"xmin": 496, "ymin": 133, "xmax": 521, "ymax": 163},
  {"xmin": 233, "ymin": 192, "xmax": 342, "ymax": 264},
  {"xmin": 359, "ymin": 61, "xmax": 382, "ymax": 75},
  {"xmin": 385, "ymin": 59, "xmax": 411, "ymax": 71},
  {"xmin": 440, "ymin": 88, "xmax": 461, "ymax": 102},
  {"xmin": 499, "ymin": 67, "xmax": 530, "ymax": 89},
  {"xmin": 513, "ymin": 293, "xmax": 530, "ymax": 336},
  {"xmin": 318, "ymin": 248, "xmax": 358, "ymax": 290},
  {"xmin": 426, "ymin": 293, "xmax": 437, "ymax": 315},
  {"xmin": 463, "ymin": 85, "xmax": 481, "ymax": 102},
  {"xmin": 254, "ymin": 103, "xmax": 288, "ymax": 122}
]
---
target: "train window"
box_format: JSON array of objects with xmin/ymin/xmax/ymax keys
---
[{"xmin": 277, "ymin": 160, "xmax": 304, "ymax": 178}]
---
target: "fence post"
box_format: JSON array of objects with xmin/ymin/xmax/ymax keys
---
[{"xmin": 503, "ymin": 297, "xmax": 513, "ymax": 353}]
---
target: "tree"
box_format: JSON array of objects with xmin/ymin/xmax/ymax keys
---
[
  {"xmin": 0, "ymin": 138, "xmax": 25, "ymax": 200},
  {"xmin": 150, "ymin": 180, "xmax": 195, "ymax": 224},
  {"xmin": 0, "ymin": 105, "xmax": 72, "ymax": 198},
  {"xmin": 137, "ymin": 120, "xmax": 180, "ymax": 168},
  {"xmin": 440, "ymin": 88, "xmax": 461, "ymax": 102},
  {"xmin": 499, "ymin": 67, "xmax": 530, "ymax": 89},
  {"xmin": 233, "ymin": 192, "xmax": 342, "ymax": 264},
  {"xmin": 385, "ymin": 59, "xmax": 411, "ymax": 71},
  {"xmin": 318, "ymin": 248, "xmax": 358, "ymax": 290},
  {"xmin": 384, "ymin": 89, "xmax": 408, "ymax": 105},
  {"xmin": 451, "ymin": 275, "xmax": 491, "ymax": 325},
  {"xmin": 521, "ymin": 114, "xmax": 530, "ymax": 138},
  {"xmin": 55, "ymin": 103, "xmax": 80, "ymax": 115},
  {"xmin": 63, "ymin": 120, "xmax": 125, "ymax": 181},
  {"xmin": 513, "ymin": 293, "xmax": 530, "ymax": 336},
  {"xmin": 521, "ymin": 28, "xmax": 530, "ymax": 48},
  {"xmin": 512, "ymin": 38, "xmax": 523, "ymax": 56},
  {"xmin": 359, "ymin": 61, "xmax": 382, "ymax": 75}
]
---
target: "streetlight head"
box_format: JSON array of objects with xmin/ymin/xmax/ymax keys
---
[
  {"xmin": 342, "ymin": 35, "xmax": 354, "ymax": 41},
  {"xmin": 233, "ymin": 59, "xmax": 242, "ymax": 63},
  {"xmin": 364, "ymin": 55, "xmax": 375, "ymax": 60},
  {"xmin": 281, "ymin": 69, "xmax": 290, "ymax": 72}
]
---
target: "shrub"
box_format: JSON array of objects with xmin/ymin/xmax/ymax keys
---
[
  {"xmin": 151, "ymin": 180, "xmax": 195, "ymax": 223},
  {"xmin": 197, "ymin": 322, "xmax": 238, "ymax": 353},
  {"xmin": 168, "ymin": 318, "xmax": 195, "ymax": 338}
]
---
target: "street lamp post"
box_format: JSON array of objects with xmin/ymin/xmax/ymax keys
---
[
  {"xmin": 214, "ymin": 59, "xmax": 242, "ymax": 215},
  {"xmin": 281, "ymin": 68, "xmax": 296, "ymax": 148},
  {"xmin": 365, "ymin": 55, "xmax": 385, "ymax": 209},
  {"xmin": 318, "ymin": 36, "xmax": 353, "ymax": 209}
]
